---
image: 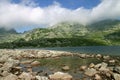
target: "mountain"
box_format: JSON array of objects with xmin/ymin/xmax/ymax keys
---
[
  {"xmin": 0, "ymin": 28, "xmax": 20, "ymax": 43},
  {"xmin": 0, "ymin": 28, "xmax": 17, "ymax": 34},
  {"xmin": 24, "ymin": 22, "xmax": 88, "ymax": 41},
  {"xmin": 0, "ymin": 20, "xmax": 120, "ymax": 48}
]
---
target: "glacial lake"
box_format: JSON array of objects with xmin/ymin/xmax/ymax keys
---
[{"xmin": 38, "ymin": 46, "xmax": 120, "ymax": 56}]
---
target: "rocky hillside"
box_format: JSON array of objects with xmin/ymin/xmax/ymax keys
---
[{"xmin": 0, "ymin": 20, "xmax": 120, "ymax": 48}]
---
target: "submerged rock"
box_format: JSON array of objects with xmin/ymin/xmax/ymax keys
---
[{"xmin": 62, "ymin": 66, "xmax": 70, "ymax": 71}]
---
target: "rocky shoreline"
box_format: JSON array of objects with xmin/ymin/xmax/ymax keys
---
[{"xmin": 0, "ymin": 49, "xmax": 120, "ymax": 80}]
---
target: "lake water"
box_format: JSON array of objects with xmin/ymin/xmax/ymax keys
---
[{"xmin": 39, "ymin": 46, "xmax": 120, "ymax": 56}]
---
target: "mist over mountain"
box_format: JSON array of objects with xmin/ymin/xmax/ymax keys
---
[{"xmin": 0, "ymin": 19, "xmax": 120, "ymax": 48}]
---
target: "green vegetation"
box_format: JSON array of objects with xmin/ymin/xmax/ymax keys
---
[{"xmin": 0, "ymin": 20, "xmax": 120, "ymax": 48}]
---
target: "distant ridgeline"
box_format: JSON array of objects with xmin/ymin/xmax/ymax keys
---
[{"xmin": 0, "ymin": 20, "xmax": 120, "ymax": 48}]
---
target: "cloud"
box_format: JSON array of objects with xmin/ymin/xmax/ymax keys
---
[{"xmin": 0, "ymin": 0, "xmax": 120, "ymax": 29}]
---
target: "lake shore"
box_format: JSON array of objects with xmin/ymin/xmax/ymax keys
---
[{"xmin": 0, "ymin": 49, "xmax": 120, "ymax": 80}]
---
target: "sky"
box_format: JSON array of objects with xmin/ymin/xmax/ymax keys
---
[{"xmin": 0, "ymin": 0, "xmax": 120, "ymax": 33}]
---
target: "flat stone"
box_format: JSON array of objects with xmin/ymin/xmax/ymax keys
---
[
  {"xmin": 49, "ymin": 72, "xmax": 72, "ymax": 80},
  {"xmin": 31, "ymin": 61, "xmax": 40, "ymax": 66},
  {"xmin": 62, "ymin": 66, "xmax": 70, "ymax": 71}
]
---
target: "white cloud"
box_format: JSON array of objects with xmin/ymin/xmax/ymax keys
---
[{"xmin": 0, "ymin": 0, "xmax": 120, "ymax": 29}]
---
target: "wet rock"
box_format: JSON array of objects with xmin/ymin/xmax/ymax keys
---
[
  {"xmin": 62, "ymin": 66, "xmax": 70, "ymax": 71},
  {"xmin": 113, "ymin": 67, "xmax": 120, "ymax": 74},
  {"xmin": 94, "ymin": 74, "xmax": 102, "ymax": 80},
  {"xmin": 85, "ymin": 68, "xmax": 97, "ymax": 76},
  {"xmin": 49, "ymin": 72, "xmax": 72, "ymax": 80},
  {"xmin": 80, "ymin": 66, "xmax": 87, "ymax": 71},
  {"xmin": 36, "ymin": 76, "xmax": 49, "ymax": 80},
  {"xmin": 89, "ymin": 63, "xmax": 95, "ymax": 68},
  {"xmin": 31, "ymin": 61, "xmax": 40, "ymax": 67},
  {"xmin": 113, "ymin": 73, "xmax": 120, "ymax": 80}
]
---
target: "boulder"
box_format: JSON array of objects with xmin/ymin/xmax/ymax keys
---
[
  {"xmin": 19, "ymin": 72, "xmax": 34, "ymax": 80},
  {"xmin": 113, "ymin": 73, "xmax": 120, "ymax": 80},
  {"xmin": 85, "ymin": 68, "xmax": 97, "ymax": 76},
  {"xmin": 89, "ymin": 63, "xmax": 95, "ymax": 68},
  {"xmin": 109, "ymin": 60, "xmax": 115, "ymax": 64},
  {"xmin": 103, "ymin": 56, "xmax": 110, "ymax": 60},
  {"xmin": 99, "ymin": 62, "xmax": 109, "ymax": 72},
  {"xmin": 31, "ymin": 61, "xmax": 40, "ymax": 67},
  {"xmin": 3, "ymin": 74, "xmax": 18, "ymax": 80},
  {"xmin": 49, "ymin": 72, "xmax": 72, "ymax": 80},
  {"xmin": 80, "ymin": 66, "xmax": 87, "ymax": 71},
  {"xmin": 94, "ymin": 74, "xmax": 102, "ymax": 80},
  {"xmin": 96, "ymin": 54, "xmax": 102, "ymax": 58},
  {"xmin": 113, "ymin": 67, "xmax": 120, "ymax": 74}
]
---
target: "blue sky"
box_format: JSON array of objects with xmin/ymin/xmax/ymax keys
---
[{"xmin": 13, "ymin": 0, "xmax": 101, "ymax": 9}]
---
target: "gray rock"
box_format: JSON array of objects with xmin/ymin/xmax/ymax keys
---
[
  {"xmin": 85, "ymin": 68, "xmax": 97, "ymax": 76},
  {"xmin": 99, "ymin": 62, "xmax": 109, "ymax": 72},
  {"xmin": 96, "ymin": 54, "xmax": 102, "ymax": 58},
  {"xmin": 80, "ymin": 65, "xmax": 87, "ymax": 71},
  {"xmin": 89, "ymin": 63, "xmax": 95, "ymax": 68},
  {"xmin": 113, "ymin": 67, "xmax": 120, "ymax": 74},
  {"xmin": 49, "ymin": 72, "xmax": 72, "ymax": 80},
  {"xmin": 62, "ymin": 66, "xmax": 70, "ymax": 71},
  {"xmin": 31, "ymin": 61, "xmax": 40, "ymax": 67},
  {"xmin": 19, "ymin": 72, "xmax": 34, "ymax": 80},
  {"xmin": 3, "ymin": 74, "xmax": 18, "ymax": 80},
  {"xmin": 113, "ymin": 73, "xmax": 120, "ymax": 80},
  {"xmin": 94, "ymin": 74, "xmax": 102, "ymax": 80},
  {"xmin": 103, "ymin": 55, "xmax": 110, "ymax": 60},
  {"xmin": 36, "ymin": 76, "xmax": 49, "ymax": 80},
  {"xmin": 0, "ymin": 55, "xmax": 9, "ymax": 63}
]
